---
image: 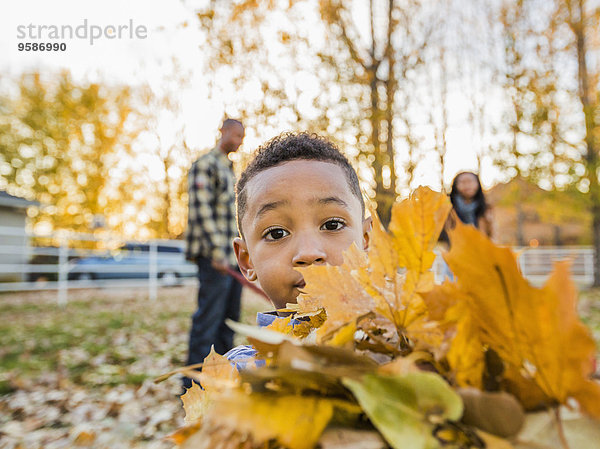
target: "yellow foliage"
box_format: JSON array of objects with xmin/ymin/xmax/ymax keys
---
[
  {"xmin": 209, "ymin": 391, "xmax": 334, "ymax": 449},
  {"xmin": 265, "ymin": 315, "xmax": 293, "ymax": 334},
  {"xmin": 298, "ymin": 186, "xmax": 451, "ymax": 349},
  {"xmin": 180, "ymin": 383, "xmax": 206, "ymax": 423},
  {"xmin": 438, "ymin": 220, "xmax": 600, "ymax": 416},
  {"xmin": 171, "ymin": 186, "xmax": 600, "ymax": 449},
  {"xmin": 199, "ymin": 346, "xmax": 241, "ymax": 391}
]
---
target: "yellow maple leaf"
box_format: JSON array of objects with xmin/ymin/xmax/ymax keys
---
[
  {"xmin": 445, "ymin": 300, "xmax": 485, "ymax": 388},
  {"xmin": 359, "ymin": 188, "xmax": 450, "ymax": 349},
  {"xmin": 199, "ymin": 346, "xmax": 241, "ymax": 391},
  {"xmin": 265, "ymin": 315, "xmax": 293, "ymax": 334},
  {"xmin": 422, "ymin": 281, "xmax": 485, "ymax": 387},
  {"xmin": 356, "ymin": 188, "xmax": 450, "ymax": 333},
  {"xmin": 298, "ymin": 187, "xmax": 450, "ymax": 349},
  {"xmin": 207, "ymin": 390, "xmax": 335, "ymax": 449},
  {"xmin": 444, "ymin": 221, "xmax": 600, "ymax": 416},
  {"xmin": 388, "ymin": 186, "xmax": 452, "ymax": 273},
  {"xmin": 298, "ymin": 251, "xmax": 375, "ymax": 341},
  {"xmin": 179, "ymin": 347, "xmax": 242, "ymax": 426},
  {"xmin": 180, "ymin": 383, "xmax": 207, "ymax": 423}
]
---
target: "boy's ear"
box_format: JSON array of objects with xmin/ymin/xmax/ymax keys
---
[
  {"xmin": 233, "ymin": 237, "xmax": 257, "ymax": 281},
  {"xmin": 362, "ymin": 215, "xmax": 373, "ymax": 250}
]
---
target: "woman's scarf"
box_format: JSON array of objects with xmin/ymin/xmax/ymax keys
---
[{"xmin": 454, "ymin": 195, "xmax": 479, "ymax": 226}]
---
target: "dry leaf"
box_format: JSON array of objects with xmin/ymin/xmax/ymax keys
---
[
  {"xmin": 388, "ymin": 186, "xmax": 453, "ymax": 274},
  {"xmin": 298, "ymin": 187, "xmax": 451, "ymax": 349},
  {"xmin": 319, "ymin": 428, "xmax": 387, "ymax": 449},
  {"xmin": 445, "ymin": 221, "xmax": 600, "ymax": 416},
  {"xmin": 458, "ymin": 388, "xmax": 524, "ymax": 438},
  {"xmin": 208, "ymin": 390, "xmax": 335, "ymax": 449},
  {"xmin": 298, "ymin": 253, "xmax": 375, "ymax": 340},
  {"xmin": 265, "ymin": 315, "xmax": 293, "ymax": 334},
  {"xmin": 199, "ymin": 346, "xmax": 241, "ymax": 391},
  {"xmin": 180, "ymin": 383, "xmax": 206, "ymax": 423}
]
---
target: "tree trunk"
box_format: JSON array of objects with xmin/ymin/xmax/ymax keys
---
[
  {"xmin": 384, "ymin": 0, "xmax": 397, "ymax": 213},
  {"xmin": 569, "ymin": 0, "xmax": 600, "ymax": 285},
  {"xmin": 516, "ymin": 205, "xmax": 525, "ymax": 246}
]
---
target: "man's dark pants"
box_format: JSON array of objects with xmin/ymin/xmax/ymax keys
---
[{"xmin": 183, "ymin": 257, "xmax": 242, "ymax": 389}]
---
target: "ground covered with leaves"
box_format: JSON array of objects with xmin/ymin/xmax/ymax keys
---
[{"xmin": 0, "ymin": 286, "xmax": 269, "ymax": 449}]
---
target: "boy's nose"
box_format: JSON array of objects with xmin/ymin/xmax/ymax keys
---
[{"xmin": 292, "ymin": 240, "xmax": 327, "ymax": 267}]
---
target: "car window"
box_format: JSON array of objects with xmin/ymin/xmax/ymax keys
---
[{"xmin": 157, "ymin": 245, "xmax": 182, "ymax": 253}]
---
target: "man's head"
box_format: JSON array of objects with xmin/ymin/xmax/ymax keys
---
[
  {"xmin": 233, "ymin": 133, "xmax": 371, "ymax": 309},
  {"xmin": 219, "ymin": 119, "xmax": 245, "ymax": 154}
]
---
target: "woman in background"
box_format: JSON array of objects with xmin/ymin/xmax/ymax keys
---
[
  {"xmin": 439, "ymin": 172, "xmax": 493, "ymax": 280},
  {"xmin": 448, "ymin": 171, "xmax": 493, "ymax": 238}
]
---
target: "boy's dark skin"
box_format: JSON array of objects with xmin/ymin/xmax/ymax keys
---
[{"xmin": 233, "ymin": 159, "xmax": 372, "ymax": 309}]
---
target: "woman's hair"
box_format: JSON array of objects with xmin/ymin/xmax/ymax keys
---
[{"xmin": 449, "ymin": 172, "xmax": 488, "ymax": 220}]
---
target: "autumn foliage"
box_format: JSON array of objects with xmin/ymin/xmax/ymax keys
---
[{"xmin": 169, "ymin": 187, "xmax": 600, "ymax": 449}]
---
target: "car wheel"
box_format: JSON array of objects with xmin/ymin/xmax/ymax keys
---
[
  {"xmin": 31, "ymin": 274, "xmax": 49, "ymax": 283},
  {"xmin": 75, "ymin": 273, "xmax": 93, "ymax": 281},
  {"xmin": 159, "ymin": 271, "xmax": 179, "ymax": 287}
]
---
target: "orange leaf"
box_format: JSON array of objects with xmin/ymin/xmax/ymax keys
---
[
  {"xmin": 298, "ymin": 249, "xmax": 374, "ymax": 341},
  {"xmin": 298, "ymin": 187, "xmax": 451, "ymax": 349},
  {"xmin": 445, "ymin": 221, "xmax": 600, "ymax": 416},
  {"xmin": 423, "ymin": 281, "xmax": 485, "ymax": 387}
]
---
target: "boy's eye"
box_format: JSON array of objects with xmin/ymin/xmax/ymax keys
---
[
  {"xmin": 321, "ymin": 219, "xmax": 345, "ymax": 231},
  {"xmin": 263, "ymin": 228, "xmax": 289, "ymax": 241}
]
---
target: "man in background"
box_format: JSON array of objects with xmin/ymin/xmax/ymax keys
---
[{"xmin": 184, "ymin": 119, "xmax": 245, "ymax": 388}]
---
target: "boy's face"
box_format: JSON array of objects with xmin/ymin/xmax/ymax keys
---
[{"xmin": 234, "ymin": 160, "xmax": 371, "ymax": 309}]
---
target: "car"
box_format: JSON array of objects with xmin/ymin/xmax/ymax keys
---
[{"xmin": 67, "ymin": 242, "xmax": 197, "ymax": 286}]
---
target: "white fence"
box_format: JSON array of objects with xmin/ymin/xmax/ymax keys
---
[
  {"xmin": 0, "ymin": 225, "xmax": 596, "ymax": 305},
  {"xmin": 0, "ymin": 225, "xmax": 198, "ymax": 304},
  {"xmin": 433, "ymin": 246, "xmax": 594, "ymax": 286},
  {"xmin": 515, "ymin": 246, "xmax": 595, "ymax": 285}
]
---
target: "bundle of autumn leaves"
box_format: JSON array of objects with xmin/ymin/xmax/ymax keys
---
[{"xmin": 167, "ymin": 187, "xmax": 600, "ymax": 449}]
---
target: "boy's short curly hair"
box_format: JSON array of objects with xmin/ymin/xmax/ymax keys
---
[{"xmin": 236, "ymin": 132, "xmax": 364, "ymax": 235}]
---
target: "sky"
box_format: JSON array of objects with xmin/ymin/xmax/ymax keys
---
[{"xmin": 1, "ymin": 0, "xmax": 503, "ymax": 191}]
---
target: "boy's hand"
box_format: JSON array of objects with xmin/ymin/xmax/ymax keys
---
[{"xmin": 211, "ymin": 259, "xmax": 229, "ymax": 274}]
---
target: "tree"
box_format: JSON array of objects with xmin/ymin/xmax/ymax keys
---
[
  {"xmin": 495, "ymin": 0, "xmax": 600, "ymax": 283},
  {"xmin": 189, "ymin": 0, "xmax": 436, "ymax": 225},
  {"xmin": 428, "ymin": 46, "xmax": 450, "ymax": 192},
  {"xmin": 136, "ymin": 59, "xmax": 193, "ymax": 239},
  {"xmin": 496, "ymin": 0, "xmax": 584, "ymax": 189},
  {"xmin": 0, "ymin": 71, "xmax": 140, "ymax": 237},
  {"xmin": 564, "ymin": 0, "xmax": 600, "ymax": 284}
]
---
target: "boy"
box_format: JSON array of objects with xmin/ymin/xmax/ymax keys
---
[{"xmin": 224, "ymin": 132, "xmax": 372, "ymax": 364}]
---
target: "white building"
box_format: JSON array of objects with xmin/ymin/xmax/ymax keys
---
[{"xmin": 0, "ymin": 191, "xmax": 37, "ymax": 281}]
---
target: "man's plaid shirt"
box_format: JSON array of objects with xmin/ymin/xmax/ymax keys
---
[{"xmin": 185, "ymin": 148, "xmax": 238, "ymax": 267}]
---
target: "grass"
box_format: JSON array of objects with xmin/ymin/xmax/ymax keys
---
[
  {"xmin": 0, "ymin": 286, "xmax": 270, "ymax": 448},
  {"xmin": 0, "ymin": 287, "xmax": 269, "ymax": 391}
]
